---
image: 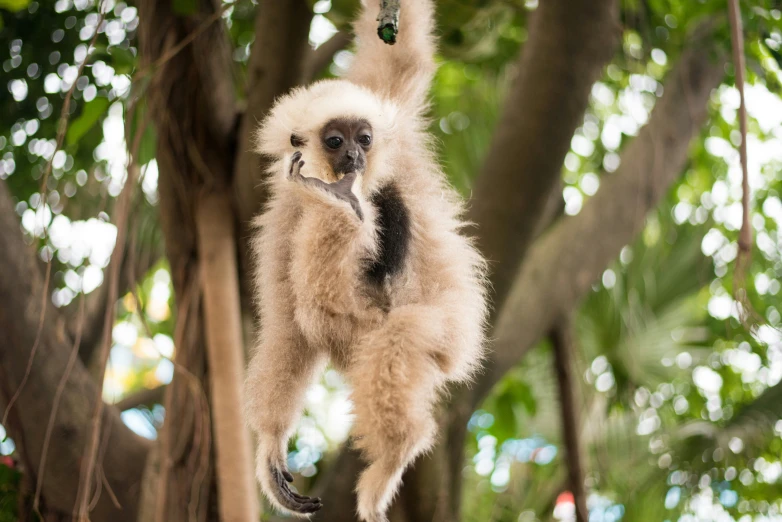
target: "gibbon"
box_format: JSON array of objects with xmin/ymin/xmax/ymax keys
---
[{"xmin": 243, "ymin": 1, "xmax": 488, "ymax": 521}]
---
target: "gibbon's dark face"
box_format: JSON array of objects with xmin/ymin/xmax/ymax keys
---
[{"xmin": 319, "ymin": 118, "xmax": 373, "ymax": 175}]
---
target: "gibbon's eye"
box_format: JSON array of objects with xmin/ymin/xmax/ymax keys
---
[
  {"xmin": 326, "ymin": 136, "xmax": 343, "ymax": 149},
  {"xmin": 358, "ymin": 134, "xmax": 372, "ymax": 146}
]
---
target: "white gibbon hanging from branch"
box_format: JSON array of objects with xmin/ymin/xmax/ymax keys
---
[{"xmin": 243, "ymin": 1, "xmax": 488, "ymax": 520}]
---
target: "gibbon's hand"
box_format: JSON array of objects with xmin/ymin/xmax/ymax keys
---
[
  {"xmin": 268, "ymin": 463, "xmax": 323, "ymax": 514},
  {"xmin": 288, "ymin": 151, "xmax": 364, "ymax": 221}
]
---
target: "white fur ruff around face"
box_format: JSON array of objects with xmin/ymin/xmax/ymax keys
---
[{"xmin": 257, "ymin": 80, "xmax": 400, "ymax": 161}]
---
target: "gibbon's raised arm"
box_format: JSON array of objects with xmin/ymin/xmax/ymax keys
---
[{"xmin": 348, "ymin": 0, "xmax": 436, "ymax": 115}]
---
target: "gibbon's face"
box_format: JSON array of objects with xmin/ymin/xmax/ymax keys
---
[{"xmin": 290, "ymin": 118, "xmax": 373, "ymax": 178}]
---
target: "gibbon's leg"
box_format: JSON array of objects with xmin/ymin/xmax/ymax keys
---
[
  {"xmin": 245, "ymin": 331, "xmax": 325, "ymax": 515},
  {"xmin": 347, "ymin": 305, "xmax": 450, "ymax": 522}
]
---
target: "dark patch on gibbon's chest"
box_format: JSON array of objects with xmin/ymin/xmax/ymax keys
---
[{"xmin": 365, "ymin": 182, "xmax": 410, "ymax": 285}]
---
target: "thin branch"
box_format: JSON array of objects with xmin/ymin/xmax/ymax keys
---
[
  {"xmin": 550, "ymin": 317, "xmax": 588, "ymax": 522},
  {"xmin": 113, "ymin": 385, "xmax": 166, "ymax": 411},
  {"xmin": 726, "ymin": 0, "xmax": 765, "ymax": 333},
  {"xmin": 73, "ymin": 162, "xmax": 139, "ymax": 521},
  {"xmin": 33, "ymin": 294, "xmax": 86, "ymax": 513},
  {"xmin": 377, "ymin": 0, "xmax": 401, "ymax": 44},
  {"xmin": 727, "ymin": 0, "xmax": 750, "ymax": 255}
]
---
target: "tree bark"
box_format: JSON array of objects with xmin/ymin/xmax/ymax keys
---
[
  {"xmin": 137, "ymin": 0, "xmax": 238, "ymax": 520},
  {"xmin": 195, "ymin": 191, "xmax": 259, "ymax": 522},
  {"xmin": 0, "ymin": 180, "xmax": 150, "ymax": 522}
]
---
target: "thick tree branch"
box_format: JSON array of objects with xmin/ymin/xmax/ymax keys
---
[
  {"xmin": 467, "ymin": 0, "xmax": 620, "ymax": 313},
  {"xmin": 477, "ymin": 35, "xmax": 726, "ymax": 404},
  {"xmin": 114, "ymin": 385, "xmax": 166, "ymax": 411},
  {"xmin": 0, "ymin": 181, "xmax": 150, "ymax": 522},
  {"xmin": 195, "ymin": 191, "xmax": 259, "ymax": 522}
]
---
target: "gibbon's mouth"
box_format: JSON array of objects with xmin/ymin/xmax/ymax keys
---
[{"xmin": 335, "ymin": 170, "xmax": 362, "ymax": 181}]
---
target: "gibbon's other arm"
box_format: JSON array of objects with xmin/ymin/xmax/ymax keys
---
[
  {"xmin": 348, "ymin": 0, "xmax": 436, "ymax": 113},
  {"xmin": 244, "ymin": 316, "xmax": 326, "ymax": 515},
  {"xmin": 244, "ymin": 197, "xmax": 328, "ymax": 515}
]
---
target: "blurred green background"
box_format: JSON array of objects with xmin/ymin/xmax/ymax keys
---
[{"xmin": 1, "ymin": 0, "xmax": 782, "ymax": 521}]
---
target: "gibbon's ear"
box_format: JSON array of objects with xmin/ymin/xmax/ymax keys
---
[
  {"xmin": 256, "ymin": 86, "xmax": 312, "ymax": 159},
  {"xmin": 290, "ymin": 134, "xmax": 307, "ymax": 148}
]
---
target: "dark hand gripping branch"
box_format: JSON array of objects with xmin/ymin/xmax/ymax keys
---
[
  {"xmin": 377, "ymin": 0, "xmax": 401, "ymax": 44},
  {"xmin": 270, "ymin": 465, "xmax": 322, "ymax": 514}
]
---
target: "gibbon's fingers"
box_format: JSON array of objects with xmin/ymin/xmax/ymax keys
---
[
  {"xmin": 289, "ymin": 153, "xmax": 304, "ymax": 179},
  {"xmin": 291, "ymin": 166, "xmax": 364, "ymax": 221},
  {"xmin": 269, "ymin": 466, "xmax": 323, "ymax": 514}
]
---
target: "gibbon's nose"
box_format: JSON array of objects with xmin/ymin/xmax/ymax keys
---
[{"xmin": 346, "ymin": 149, "xmax": 358, "ymax": 161}]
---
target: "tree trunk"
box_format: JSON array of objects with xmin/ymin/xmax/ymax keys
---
[
  {"xmin": 195, "ymin": 191, "xmax": 259, "ymax": 522},
  {"xmin": 137, "ymin": 0, "xmax": 238, "ymax": 520}
]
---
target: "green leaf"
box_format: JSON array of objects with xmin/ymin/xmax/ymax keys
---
[
  {"xmin": 136, "ymin": 124, "xmax": 157, "ymax": 166},
  {"xmin": 108, "ymin": 46, "xmax": 137, "ymax": 75},
  {"xmin": 508, "ymin": 380, "xmax": 537, "ymax": 416},
  {"xmin": 66, "ymin": 97, "xmax": 110, "ymax": 147},
  {"xmin": 491, "ymin": 393, "xmax": 516, "ymax": 442},
  {"xmin": 128, "ymin": 98, "xmax": 158, "ymax": 165},
  {"xmin": 0, "ymin": 0, "xmax": 29, "ymax": 13}
]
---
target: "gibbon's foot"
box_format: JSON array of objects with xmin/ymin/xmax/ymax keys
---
[
  {"xmin": 289, "ymin": 151, "xmax": 364, "ymax": 221},
  {"xmin": 269, "ymin": 465, "xmax": 323, "ymax": 514}
]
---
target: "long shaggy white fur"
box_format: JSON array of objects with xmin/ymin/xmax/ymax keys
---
[{"xmin": 244, "ymin": 1, "xmax": 489, "ymax": 521}]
